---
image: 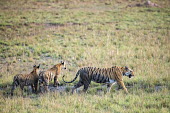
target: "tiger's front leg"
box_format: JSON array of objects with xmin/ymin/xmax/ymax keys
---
[
  {"xmin": 31, "ymin": 84, "xmax": 35, "ymax": 93},
  {"xmin": 11, "ymin": 83, "xmax": 17, "ymax": 96},
  {"xmin": 33, "ymin": 81, "xmax": 38, "ymax": 94},
  {"xmin": 53, "ymin": 76, "xmax": 60, "ymax": 87},
  {"xmin": 20, "ymin": 85, "xmax": 24, "ymax": 96},
  {"xmin": 35, "ymin": 79, "xmax": 39, "ymax": 93},
  {"xmin": 117, "ymin": 81, "xmax": 128, "ymax": 94}
]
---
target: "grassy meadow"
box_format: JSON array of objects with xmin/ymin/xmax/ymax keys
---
[{"xmin": 0, "ymin": 0, "xmax": 170, "ymax": 112}]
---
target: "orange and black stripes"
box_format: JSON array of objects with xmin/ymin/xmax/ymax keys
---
[
  {"xmin": 38, "ymin": 61, "xmax": 66, "ymax": 92},
  {"xmin": 62, "ymin": 66, "xmax": 134, "ymax": 94},
  {"xmin": 11, "ymin": 65, "xmax": 40, "ymax": 96}
]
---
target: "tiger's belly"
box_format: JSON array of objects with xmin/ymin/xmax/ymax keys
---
[
  {"xmin": 92, "ymin": 74, "xmax": 116, "ymax": 84},
  {"xmin": 106, "ymin": 79, "xmax": 116, "ymax": 84}
]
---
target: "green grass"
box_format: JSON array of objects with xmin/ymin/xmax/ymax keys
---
[{"xmin": 0, "ymin": 0, "xmax": 170, "ymax": 113}]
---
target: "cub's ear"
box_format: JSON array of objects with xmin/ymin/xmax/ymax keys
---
[
  {"xmin": 61, "ymin": 61, "xmax": 64, "ymax": 65},
  {"xmin": 125, "ymin": 66, "xmax": 128, "ymax": 70},
  {"xmin": 33, "ymin": 65, "xmax": 36, "ymax": 68},
  {"xmin": 37, "ymin": 64, "xmax": 40, "ymax": 68}
]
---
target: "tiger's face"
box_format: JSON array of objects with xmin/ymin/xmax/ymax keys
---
[
  {"xmin": 123, "ymin": 66, "xmax": 134, "ymax": 78},
  {"xmin": 59, "ymin": 61, "xmax": 66, "ymax": 70},
  {"xmin": 33, "ymin": 64, "xmax": 40, "ymax": 74}
]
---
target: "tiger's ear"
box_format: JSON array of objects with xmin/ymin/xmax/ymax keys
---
[
  {"xmin": 37, "ymin": 64, "xmax": 40, "ymax": 68},
  {"xmin": 125, "ymin": 66, "xmax": 128, "ymax": 70},
  {"xmin": 33, "ymin": 65, "xmax": 36, "ymax": 68},
  {"xmin": 61, "ymin": 61, "xmax": 64, "ymax": 65}
]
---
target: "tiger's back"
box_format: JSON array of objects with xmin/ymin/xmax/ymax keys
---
[
  {"xmin": 81, "ymin": 67, "xmax": 123, "ymax": 83},
  {"xmin": 38, "ymin": 70, "xmax": 56, "ymax": 84}
]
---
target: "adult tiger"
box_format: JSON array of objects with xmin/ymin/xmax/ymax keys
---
[
  {"xmin": 11, "ymin": 64, "xmax": 40, "ymax": 96},
  {"xmin": 62, "ymin": 66, "xmax": 134, "ymax": 94},
  {"xmin": 38, "ymin": 61, "xmax": 66, "ymax": 92}
]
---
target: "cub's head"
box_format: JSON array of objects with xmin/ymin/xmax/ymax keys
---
[
  {"xmin": 55, "ymin": 61, "xmax": 66, "ymax": 70},
  {"xmin": 60, "ymin": 61, "xmax": 66, "ymax": 70},
  {"xmin": 122, "ymin": 66, "xmax": 134, "ymax": 78},
  {"xmin": 33, "ymin": 64, "xmax": 40, "ymax": 74}
]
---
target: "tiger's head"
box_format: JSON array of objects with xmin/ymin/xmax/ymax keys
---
[
  {"xmin": 33, "ymin": 64, "xmax": 40, "ymax": 74},
  {"xmin": 61, "ymin": 61, "xmax": 66, "ymax": 70},
  {"xmin": 54, "ymin": 61, "xmax": 66, "ymax": 70},
  {"xmin": 122, "ymin": 66, "xmax": 134, "ymax": 78}
]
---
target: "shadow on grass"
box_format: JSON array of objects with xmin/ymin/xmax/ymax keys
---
[{"xmin": 0, "ymin": 81, "xmax": 168, "ymax": 99}]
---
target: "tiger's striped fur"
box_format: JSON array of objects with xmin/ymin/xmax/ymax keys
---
[
  {"xmin": 38, "ymin": 61, "xmax": 66, "ymax": 92},
  {"xmin": 62, "ymin": 66, "xmax": 134, "ymax": 94},
  {"xmin": 11, "ymin": 64, "xmax": 40, "ymax": 96}
]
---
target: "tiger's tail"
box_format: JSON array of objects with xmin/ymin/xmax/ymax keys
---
[
  {"xmin": 62, "ymin": 69, "xmax": 81, "ymax": 83},
  {"xmin": 11, "ymin": 75, "xmax": 19, "ymax": 96}
]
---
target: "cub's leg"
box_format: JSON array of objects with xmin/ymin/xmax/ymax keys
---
[
  {"xmin": 44, "ymin": 79, "xmax": 49, "ymax": 92},
  {"xmin": 11, "ymin": 81, "xmax": 18, "ymax": 96},
  {"xmin": 34, "ymin": 79, "xmax": 38, "ymax": 93},
  {"xmin": 31, "ymin": 84, "xmax": 35, "ymax": 93},
  {"xmin": 20, "ymin": 85, "xmax": 24, "ymax": 96},
  {"xmin": 39, "ymin": 82, "xmax": 44, "ymax": 93},
  {"xmin": 54, "ymin": 76, "xmax": 60, "ymax": 87}
]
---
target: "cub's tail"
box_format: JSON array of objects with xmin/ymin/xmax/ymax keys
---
[{"xmin": 11, "ymin": 75, "xmax": 20, "ymax": 96}]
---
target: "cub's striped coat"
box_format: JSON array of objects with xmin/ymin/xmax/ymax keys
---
[
  {"xmin": 62, "ymin": 66, "xmax": 134, "ymax": 94},
  {"xmin": 11, "ymin": 65, "xmax": 40, "ymax": 96},
  {"xmin": 39, "ymin": 61, "xmax": 66, "ymax": 92}
]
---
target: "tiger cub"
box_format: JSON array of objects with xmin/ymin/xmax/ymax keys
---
[
  {"xmin": 11, "ymin": 64, "xmax": 40, "ymax": 96},
  {"xmin": 38, "ymin": 61, "xmax": 66, "ymax": 92}
]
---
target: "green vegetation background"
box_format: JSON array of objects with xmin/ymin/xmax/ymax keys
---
[{"xmin": 0, "ymin": 0, "xmax": 169, "ymax": 113}]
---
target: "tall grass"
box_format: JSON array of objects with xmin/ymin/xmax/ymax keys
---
[{"xmin": 0, "ymin": 0, "xmax": 169, "ymax": 112}]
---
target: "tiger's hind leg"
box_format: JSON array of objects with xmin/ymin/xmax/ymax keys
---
[
  {"xmin": 71, "ymin": 80, "xmax": 83, "ymax": 94},
  {"xmin": 82, "ymin": 78, "xmax": 91, "ymax": 93},
  {"xmin": 116, "ymin": 84, "xmax": 122, "ymax": 90},
  {"xmin": 107, "ymin": 83, "xmax": 116, "ymax": 93},
  {"xmin": 83, "ymin": 82, "xmax": 90, "ymax": 93},
  {"xmin": 79, "ymin": 72, "xmax": 91, "ymax": 93}
]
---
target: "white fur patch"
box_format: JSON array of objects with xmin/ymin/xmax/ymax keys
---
[
  {"xmin": 125, "ymin": 72, "xmax": 131, "ymax": 76},
  {"xmin": 106, "ymin": 79, "xmax": 116, "ymax": 84}
]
